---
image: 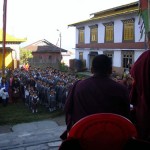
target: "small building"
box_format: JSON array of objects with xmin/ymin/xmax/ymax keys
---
[
  {"xmin": 68, "ymin": 1, "xmax": 146, "ymax": 73},
  {"xmin": 0, "ymin": 29, "xmax": 26, "ymax": 69},
  {"xmin": 23, "ymin": 39, "xmax": 68, "ymax": 68},
  {"xmin": 61, "ymin": 50, "xmax": 75, "ymax": 66}
]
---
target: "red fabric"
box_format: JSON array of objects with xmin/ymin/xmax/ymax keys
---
[
  {"xmin": 130, "ymin": 50, "xmax": 150, "ymax": 139},
  {"xmin": 68, "ymin": 113, "xmax": 137, "ymax": 150},
  {"xmin": 9, "ymin": 77, "xmax": 13, "ymax": 86},
  {"xmin": 65, "ymin": 75, "xmax": 130, "ymax": 130},
  {"xmin": 140, "ymin": 0, "xmax": 148, "ymax": 11}
]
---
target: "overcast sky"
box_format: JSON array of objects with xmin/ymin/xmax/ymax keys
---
[{"xmin": 0, "ymin": 0, "xmax": 137, "ymax": 50}]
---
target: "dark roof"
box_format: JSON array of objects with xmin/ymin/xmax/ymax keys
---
[
  {"xmin": 0, "ymin": 47, "xmax": 13, "ymax": 52},
  {"xmin": 23, "ymin": 39, "xmax": 67, "ymax": 53}
]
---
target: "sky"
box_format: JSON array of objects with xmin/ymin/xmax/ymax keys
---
[{"xmin": 0, "ymin": 0, "xmax": 138, "ymax": 51}]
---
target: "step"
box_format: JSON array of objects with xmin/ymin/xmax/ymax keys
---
[{"xmin": 0, "ymin": 120, "xmax": 66, "ymax": 150}]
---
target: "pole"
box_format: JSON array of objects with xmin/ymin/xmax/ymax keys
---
[
  {"xmin": 148, "ymin": 31, "xmax": 150, "ymax": 49},
  {"xmin": 146, "ymin": 0, "xmax": 150, "ymax": 48},
  {"xmin": 57, "ymin": 29, "xmax": 62, "ymax": 61},
  {"xmin": 2, "ymin": 0, "xmax": 7, "ymax": 76},
  {"xmin": 60, "ymin": 32, "xmax": 61, "ymax": 49},
  {"xmin": 148, "ymin": 0, "xmax": 150, "ymax": 31},
  {"xmin": 59, "ymin": 32, "xmax": 62, "ymax": 61}
]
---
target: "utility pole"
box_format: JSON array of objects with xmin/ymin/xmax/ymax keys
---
[
  {"xmin": 2, "ymin": 0, "xmax": 7, "ymax": 76},
  {"xmin": 57, "ymin": 29, "xmax": 62, "ymax": 61}
]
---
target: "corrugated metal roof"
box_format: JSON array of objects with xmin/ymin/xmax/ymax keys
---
[
  {"xmin": 0, "ymin": 29, "xmax": 27, "ymax": 43},
  {"xmin": 23, "ymin": 39, "xmax": 67, "ymax": 53},
  {"xmin": 68, "ymin": 1, "xmax": 138, "ymax": 27},
  {"xmin": 90, "ymin": 1, "xmax": 138, "ymax": 16}
]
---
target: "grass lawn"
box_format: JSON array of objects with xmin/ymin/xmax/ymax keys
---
[{"xmin": 0, "ymin": 101, "xmax": 64, "ymax": 126}]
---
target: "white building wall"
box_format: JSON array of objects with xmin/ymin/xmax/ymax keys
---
[
  {"xmin": 74, "ymin": 11, "xmax": 145, "ymax": 70},
  {"xmin": 85, "ymin": 25, "xmax": 90, "ymax": 43},
  {"xmin": 134, "ymin": 50, "xmax": 144, "ymax": 62},
  {"xmin": 75, "ymin": 50, "xmax": 78, "ymax": 59},
  {"xmin": 75, "ymin": 29, "xmax": 78, "ymax": 45},
  {"xmin": 84, "ymin": 50, "xmax": 90, "ymax": 68},
  {"xmin": 114, "ymin": 20, "xmax": 123, "ymax": 43},
  {"xmin": 98, "ymin": 51, "xmax": 103, "ymax": 54},
  {"xmin": 113, "ymin": 51, "xmax": 122, "ymax": 67},
  {"xmin": 98, "ymin": 23, "xmax": 105, "ymax": 43}
]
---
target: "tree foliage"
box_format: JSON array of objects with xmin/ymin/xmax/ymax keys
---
[{"xmin": 20, "ymin": 48, "xmax": 33, "ymax": 65}]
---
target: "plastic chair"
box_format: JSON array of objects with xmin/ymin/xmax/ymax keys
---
[{"xmin": 59, "ymin": 113, "xmax": 137, "ymax": 150}]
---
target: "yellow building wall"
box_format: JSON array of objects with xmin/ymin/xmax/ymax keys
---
[{"xmin": 0, "ymin": 51, "xmax": 13, "ymax": 69}]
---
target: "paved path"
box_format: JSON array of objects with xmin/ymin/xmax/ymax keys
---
[{"xmin": 0, "ymin": 115, "xmax": 66, "ymax": 150}]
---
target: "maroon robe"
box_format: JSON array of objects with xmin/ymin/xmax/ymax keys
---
[
  {"xmin": 130, "ymin": 50, "xmax": 150, "ymax": 140},
  {"xmin": 65, "ymin": 74, "xmax": 130, "ymax": 131}
]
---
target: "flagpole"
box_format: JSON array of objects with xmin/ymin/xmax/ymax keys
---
[
  {"xmin": 147, "ymin": 0, "xmax": 150, "ymax": 48},
  {"xmin": 148, "ymin": 0, "xmax": 150, "ymax": 31},
  {"xmin": 2, "ymin": 0, "xmax": 7, "ymax": 76}
]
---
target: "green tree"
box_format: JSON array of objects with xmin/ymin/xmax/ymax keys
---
[{"xmin": 20, "ymin": 48, "xmax": 33, "ymax": 65}]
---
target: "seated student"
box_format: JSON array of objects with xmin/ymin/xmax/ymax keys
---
[{"xmin": 63, "ymin": 54, "xmax": 130, "ymax": 135}]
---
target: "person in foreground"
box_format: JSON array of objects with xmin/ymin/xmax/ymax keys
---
[
  {"xmin": 64, "ymin": 54, "xmax": 130, "ymax": 134},
  {"xmin": 129, "ymin": 37, "xmax": 150, "ymax": 141}
]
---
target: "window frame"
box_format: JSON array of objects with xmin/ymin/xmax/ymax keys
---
[
  {"xmin": 122, "ymin": 18, "xmax": 135, "ymax": 42},
  {"xmin": 79, "ymin": 52, "xmax": 83, "ymax": 60},
  {"xmin": 121, "ymin": 50, "xmax": 134, "ymax": 69},
  {"xmin": 78, "ymin": 27, "xmax": 85, "ymax": 43},
  {"xmin": 89, "ymin": 24, "xmax": 98, "ymax": 43},
  {"xmin": 103, "ymin": 22, "xmax": 114, "ymax": 43},
  {"xmin": 49, "ymin": 55, "xmax": 52, "ymax": 60},
  {"xmin": 103, "ymin": 51, "xmax": 114, "ymax": 64}
]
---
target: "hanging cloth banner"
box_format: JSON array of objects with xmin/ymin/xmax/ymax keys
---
[{"xmin": 139, "ymin": 0, "xmax": 150, "ymax": 34}]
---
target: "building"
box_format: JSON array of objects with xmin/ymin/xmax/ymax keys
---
[
  {"xmin": 68, "ymin": 1, "xmax": 146, "ymax": 73},
  {"xmin": 61, "ymin": 50, "xmax": 75, "ymax": 66},
  {"xmin": 23, "ymin": 39, "xmax": 68, "ymax": 68},
  {"xmin": 0, "ymin": 29, "xmax": 26, "ymax": 69}
]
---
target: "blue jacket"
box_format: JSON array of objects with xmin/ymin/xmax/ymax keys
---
[{"xmin": 0, "ymin": 81, "xmax": 9, "ymax": 92}]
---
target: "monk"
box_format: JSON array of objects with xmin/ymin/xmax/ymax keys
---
[
  {"xmin": 64, "ymin": 54, "xmax": 130, "ymax": 132},
  {"xmin": 130, "ymin": 49, "xmax": 150, "ymax": 141}
]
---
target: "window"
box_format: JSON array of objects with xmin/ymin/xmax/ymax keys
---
[
  {"xmin": 103, "ymin": 51, "xmax": 114, "ymax": 63},
  {"xmin": 89, "ymin": 52, "xmax": 98, "ymax": 69},
  {"xmin": 79, "ymin": 52, "xmax": 83, "ymax": 60},
  {"xmin": 90, "ymin": 24, "xmax": 98, "ymax": 43},
  {"xmin": 78, "ymin": 27, "xmax": 85, "ymax": 43},
  {"xmin": 122, "ymin": 51, "xmax": 134, "ymax": 69},
  {"xmin": 104, "ymin": 22, "xmax": 114, "ymax": 42},
  {"xmin": 49, "ymin": 55, "xmax": 52, "ymax": 59},
  {"xmin": 33, "ymin": 56, "xmax": 39, "ymax": 62},
  {"xmin": 39, "ymin": 55, "xmax": 42, "ymax": 63},
  {"xmin": 122, "ymin": 19, "xmax": 135, "ymax": 41}
]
